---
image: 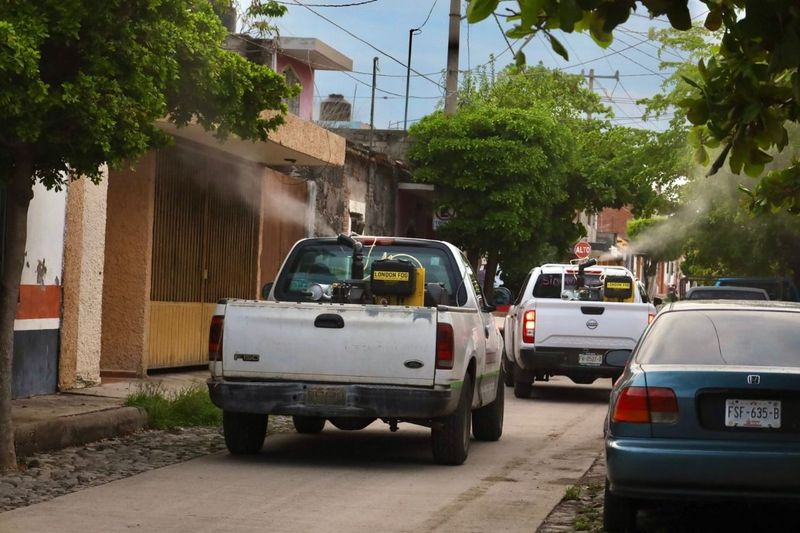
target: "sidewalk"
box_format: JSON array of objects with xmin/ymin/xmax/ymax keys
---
[{"xmin": 12, "ymin": 370, "xmax": 208, "ymax": 458}]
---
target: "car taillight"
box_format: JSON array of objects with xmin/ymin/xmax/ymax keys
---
[
  {"xmin": 613, "ymin": 386, "xmax": 678, "ymax": 424},
  {"xmin": 209, "ymin": 315, "xmax": 224, "ymax": 361},
  {"xmin": 522, "ymin": 310, "xmax": 536, "ymax": 344},
  {"xmin": 436, "ymin": 323, "xmax": 454, "ymax": 369},
  {"xmin": 648, "ymin": 313, "xmax": 656, "ymax": 324}
]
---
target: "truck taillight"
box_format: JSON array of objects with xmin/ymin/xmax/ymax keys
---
[
  {"xmin": 436, "ymin": 323, "xmax": 454, "ymax": 369},
  {"xmin": 612, "ymin": 386, "xmax": 678, "ymax": 424},
  {"xmin": 648, "ymin": 313, "xmax": 656, "ymax": 324},
  {"xmin": 522, "ymin": 310, "xmax": 536, "ymax": 344},
  {"xmin": 209, "ymin": 315, "xmax": 224, "ymax": 361}
]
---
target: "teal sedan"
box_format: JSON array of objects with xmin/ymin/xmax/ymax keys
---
[{"xmin": 603, "ymin": 301, "xmax": 800, "ymax": 532}]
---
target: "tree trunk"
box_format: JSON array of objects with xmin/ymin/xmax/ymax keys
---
[
  {"xmin": 483, "ymin": 252, "xmax": 499, "ymax": 305},
  {"xmin": 0, "ymin": 146, "xmax": 34, "ymax": 471}
]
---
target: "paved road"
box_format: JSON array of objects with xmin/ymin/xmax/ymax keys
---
[{"xmin": 1, "ymin": 378, "xmax": 611, "ymax": 533}]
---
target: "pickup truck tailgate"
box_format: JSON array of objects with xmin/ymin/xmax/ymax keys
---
[
  {"xmin": 533, "ymin": 299, "xmax": 650, "ymax": 350},
  {"xmin": 222, "ymin": 301, "xmax": 437, "ymax": 386}
]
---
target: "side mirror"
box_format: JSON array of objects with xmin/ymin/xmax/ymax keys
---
[
  {"xmin": 261, "ymin": 282, "xmax": 274, "ymax": 300},
  {"xmin": 653, "ymin": 297, "xmax": 663, "ymax": 306},
  {"xmin": 605, "ymin": 349, "xmax": 632, "ymax": 368}
]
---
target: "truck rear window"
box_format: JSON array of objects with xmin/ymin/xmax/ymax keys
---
[
  {"xmin": 274, "ymin": 242, "xmax": 459, "ymax": 304},
  {"xmin": 532, "ymin": 273, "xmax": 603, "ymax": 299}
]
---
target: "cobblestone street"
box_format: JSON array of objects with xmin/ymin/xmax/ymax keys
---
[{"xmin": 1, "ymin": 417, "xmax": 294, "ymax": 513}]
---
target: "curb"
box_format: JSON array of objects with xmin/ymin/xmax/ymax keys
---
[{"xmin": 14, "ymin": 406, "xmax": 148, "ymax": 458}]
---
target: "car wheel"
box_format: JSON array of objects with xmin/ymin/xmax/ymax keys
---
[
  {"xmin": 603, "ymin": 479, "xmax": 637, "ymax": 532},
  {"xmin": 502, "ymin": 356, "xmax": 514, "ymax": 387},
  {"xmin": 223, "ymin": 411, "xmax": 268, "ymax": 455},
  {"xmin": 513, "ymin": 364, "xmax": 533, "ymax": 399},
  {"xmin": 292, "ymin": 415, "xmax": 326, "ymax": 434},
  {"xmin": 472, "ymin": 370, "xmax": 504, "ymax": 441},
  {"xmin": 432, "ymin": 374, "xmax": 473, "ymax": 465}
]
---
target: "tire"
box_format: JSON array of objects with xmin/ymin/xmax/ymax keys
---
[
  {"xmin": 472, "ymin": 370, "xmax": 504, "ymax": 441},
  {"xmin": 603, "ymin": 479, "xmax": 637, "ymax": 532},
  {"xmin": 431, "ymin": 374, "xmax": 474, "ymax": 465},
  {"xmin": 292, "ymin": 415, "xmax": 326, "ymax": 434},
  {"xmin": 223, "ymin": 411, "xmax": 268, "ymax": 455},
  {"xmin": 513, "ymin": 364, "xmax": 533, "ymax": 399},
  {"xmin": 502, "ymin": 356, "xmax": 514, "ymax": 387}
]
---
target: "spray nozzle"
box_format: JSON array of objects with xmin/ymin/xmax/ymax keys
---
[{"xmin": 337, "ymin": 233, "xmax": 363, "ymax": 252}]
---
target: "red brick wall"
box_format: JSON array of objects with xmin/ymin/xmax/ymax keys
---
[{"xmin": 597, "ymin": 206, "xmax": 633, "ymax": 238}]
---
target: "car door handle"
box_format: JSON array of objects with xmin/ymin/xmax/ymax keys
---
[
  {"xmin": 484, "ymin": 325, "xmax": 490, "ymax": 338},
  {"xmin": 314, "ymin": 314, "xmax": 344, "ymax": 329}
]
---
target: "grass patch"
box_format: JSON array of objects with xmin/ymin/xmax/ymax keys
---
[
  {"xmin": 126, "ymin": 383, "xmax": 221, "ymax": 429},
  {"xmin": 574, "ymin": 508, "xmax": 601, "ymax": 532},
  {"xmin": 564, "ymin": 485, "xmax": 581, "ymax": 501}
]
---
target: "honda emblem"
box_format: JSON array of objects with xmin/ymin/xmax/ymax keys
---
[{"xmin": 746, "ymin": 375, "xmax": 761, "ymax": 385}]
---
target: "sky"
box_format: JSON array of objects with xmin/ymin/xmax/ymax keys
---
[{"xmin": 252, "ymin": 0, "xmax": 709, "ymax": 130}]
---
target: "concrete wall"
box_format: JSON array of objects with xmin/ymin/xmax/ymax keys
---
[
  {"xmin": 333, "ymin": 129, "xmax": 411, "ymax": 162},
  {"xmin": 59, "ymin": 173, "xmax": 108, "ymax": 389},
  {"xmin": 101, "ymin": 155, "xmax": 155, "ymax": 376},
  {"xmin": 13, "ymin": 181, "xmax": 66, "ymax": 398}
]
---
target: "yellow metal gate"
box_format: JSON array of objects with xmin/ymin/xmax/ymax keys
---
[{"xmin": 148, "ymin": 145, "xmax": 261, "ymax": 368}]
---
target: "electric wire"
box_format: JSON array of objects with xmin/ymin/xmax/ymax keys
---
[{"xmin": 289, "ymin": 0, "xmax": 446, "ymax": 92}]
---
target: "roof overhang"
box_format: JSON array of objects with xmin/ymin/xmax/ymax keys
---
[
  {"xmin": 398, "ymin": 182, "xmax": 435, "ymax": 200},
  {"xmin": 156, "ymin": 111, "xmax": 345, "ymax": 167},
  {"xmin": 278, "ymin": 37, "xmax": 353, "ymax": 71}
]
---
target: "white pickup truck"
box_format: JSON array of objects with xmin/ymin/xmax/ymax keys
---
[
  {"xmin": 208, "ymin": 235, "xmax": 505, "ymax": 465},
  {"xmin": 503, "ymin": 261, "xmax": 658, "ymax": 398}
]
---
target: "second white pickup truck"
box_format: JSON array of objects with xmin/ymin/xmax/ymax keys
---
[
  {"xmin": 503, "ymin": 260, "xmax": 658, "ymax": 398},
  {"xmin": 208, "ymin": 235, "xmax": 504, "ymax": 465}
]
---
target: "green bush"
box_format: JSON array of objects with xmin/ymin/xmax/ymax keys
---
[{"xmin": 126, "ymin": 383, "xmax": 221, "ymax": 429}]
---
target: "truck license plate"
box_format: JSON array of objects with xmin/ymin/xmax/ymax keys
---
[
  {"xmin": 725, "ymin": 399, "xmax": 781, "ymax": 428},
  {"xmin": 578, "ymin": 352, "xmax": 603, "ymax": 366},
  {"xmin": 306, "ymin": 386, "xmax": 346, "ymax": 406}
]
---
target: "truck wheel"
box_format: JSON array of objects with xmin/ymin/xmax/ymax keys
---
[
  {"xmin": 472, "ymin": 371, "xmax": 504, "ymax": 441},
  {"xmin": 431, "ymin": 374, "xmax": 473, "ymax": 465},
  {"xmin": 513, "ymin": 365, "xmax": 533, "ymax": 399},
  {"xmin": 603, "ymin": 479, "xmax": 637, "ymax": 532},
  {"xmin": 502, "ymin": 356, "xmax": 514, "ymax": 387},
  {"xmin": 223, "ymin": 411, "xmax": 268, "ymax": 455},
  {"xmin": 292, "ymin": 416, "xmax": 326, "ymax": 434}
]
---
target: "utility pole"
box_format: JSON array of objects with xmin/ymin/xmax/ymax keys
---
[
  {"xmin": 444, "ymin": 0, "xmax": 460, "ymax": 116},
  {"xmin": 582, "ymin": 68, "xmax": 619, "ymax": 119},
  {"xmin": 404, "ymin": 29, "xmax": 422, "ymax": 130},
  {"xmin": 369, "ymin": 56, "xmax": 378, "ymax": 149}
]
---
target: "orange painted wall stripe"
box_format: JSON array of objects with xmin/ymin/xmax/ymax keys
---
[{"xmin": 16, "ymin": 284, "xmax": 62, "ymax": 320}]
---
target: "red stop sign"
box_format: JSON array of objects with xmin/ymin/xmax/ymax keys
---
[{"xmin": 574, "ymin": 240, "xmax": 592, "ymax": 259}]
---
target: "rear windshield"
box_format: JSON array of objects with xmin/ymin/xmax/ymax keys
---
[
  {"xmin": 637, "ymin": 310, "xmax": 800, "ymax": 367},
  {"xmin": 687, "ymin": 289, "xmax": 767, "ymax": 300},
  {"xmin": 274, "ymin": 242, "xmax": 459, "ymax": 304},
  {"xmin": 718, "ymin": 280, "xmax": 782, "ymax": 300},
  {"xmin": 532, "ymin": 273, "xmax": 603, "ymax": 299}
]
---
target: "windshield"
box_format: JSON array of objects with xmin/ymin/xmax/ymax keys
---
[
  {"xmin": 637, "ymin": 310, "xmax": 800, "ymax": 367},
  {"xmin": 274, "ymin": 241, "xmax": 459, "ymax": 304},
  {"xmin": 532, "ymin": 272, "xmax": 603, "ymax": 300}
]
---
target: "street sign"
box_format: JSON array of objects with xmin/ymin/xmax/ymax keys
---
[
  {"xmin": 574, "ymin": 240, "xmax": 591, "ymax": 259},
  {"xmin": 433, "ymin": 205, "xmax": 455, "ymax": 231}
]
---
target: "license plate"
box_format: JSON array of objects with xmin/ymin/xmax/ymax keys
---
[
  {"xmin": 306, "ymin": 386, "xmax": 346, "ymax": 406},
  {"xmin": 725, "ymin": 399, "xmax": 781, "ymax": 429},
  {"xmin": 578, "ymin": 352, "xmax": 603, "ymax": 366}
]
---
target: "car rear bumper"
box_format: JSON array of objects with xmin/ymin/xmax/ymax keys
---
[
  {"xmin": 519, "ymin": 348, "xmax": 621, "ymax": 378},
  {"xmin": 208, "ymin": 378, "xmax": 460, "ymax": 419},
  {"xmin": 606, "ymin": 437, "xmax": 800, "ymax": 501}
]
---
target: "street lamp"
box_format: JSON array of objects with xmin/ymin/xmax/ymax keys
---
[{"xmin": 404, "ymin": 28, "xmax": 422, "ymax": 131}]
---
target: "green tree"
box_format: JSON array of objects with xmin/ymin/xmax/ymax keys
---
[
  {"xmin": 0, "ymin": 0, "xmax": 294, "ymax": 470},
  {"xmin": 409, "ymin": 104, "xmax": 572, "ymax": 296},
  {"xmin": 467, "ymin": 0, "xmax": 800, "ymax": 213},
  {"xmin": 410, "ymin": 66, "xmax": 679, "ymax": 295}
]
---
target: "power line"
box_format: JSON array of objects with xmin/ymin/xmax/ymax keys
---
[
  {"xmin": 275, "ymin": 0, "xmax": 378, "ymax": 6},
  {"xmin": 415, "ymin": 0, "xmax": 438, "ymax": 30},
  {"xmin": 339, "ymin": 70, "xmax": 441, "ymax": 99},
  {"xmin": 289, "ymin": 0, "xmax": 446, "ymax": 92}
]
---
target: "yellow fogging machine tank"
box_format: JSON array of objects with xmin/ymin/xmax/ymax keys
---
[
  {"xmin": 603, "ymin": 276, "xmax": 634, "ymax": 302},
  {"xmin": 370, "ymin": 259, "xmax": 426, "ymax": 306}
]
